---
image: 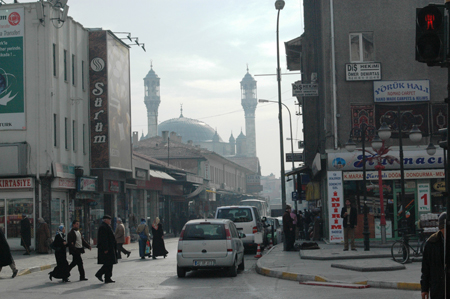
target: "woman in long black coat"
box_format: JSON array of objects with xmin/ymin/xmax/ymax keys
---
[
  {"xmin": 151, "ymin": 217, "xmax": 168, "ymax": 259},
  {"xmin": 0, "ymin": 228, "xmax": 18, "ymax": 278},
  {"xmin": 49, "ymin": 225, "xmax": 70, "ymax": 282}
]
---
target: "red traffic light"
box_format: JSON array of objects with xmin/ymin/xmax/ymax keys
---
[{"xmin": 417, "ymin": 5, "xmax": 443, "ymax": 31}]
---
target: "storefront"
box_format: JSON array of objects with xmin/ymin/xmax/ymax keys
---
[
  {"xmin": 327, "ymin": 147, "xmax": 445, "ymax": 242},
  {"xmin": 0, "ymin": 177, "xmax": 35, "ymax": 249}
]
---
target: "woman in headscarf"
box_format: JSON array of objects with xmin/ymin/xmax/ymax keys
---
[
  {"xmin": 49, "ymin": 225, "xmax": 70, "ymax": 282},
  {"xmin": 36, "ymin": 218, "xmax": 50, "ymax": 254},
  {"xmin": 151, "ymin": 217, "xmax": 168, "ymax": 259}
]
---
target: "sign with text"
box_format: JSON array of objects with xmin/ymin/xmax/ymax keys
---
[
  {"xmin": 286, "ymin": 152, "xmax": 303, "ymax": 162},
  {"xmin": 346, "ymin": 62, "xmax": 381, "ymax": 81},
  {"xmin": 0, "ymin": 177, "xmax": 33, "ymax": 189},
  {"xmin": 373, "ymin": 80, "xmax": 430, "ymax": 102},
  {"xmin": 0, "ymin": 8, "xmax": 25, "ymax": 130},
  {"xmin": 327, "ymin": 171, "xmax": 344, "ymax": 243},
  {"xmin": 343, "ymin": 169, "xmax": 445, "ymax": 181},
  {"xmin": 417, "ymin": 182, "xmax": 431, "ymax": 212},
  {"xmin": 292, "ymin": 82, "xmax": 318, "ymax": 97}
]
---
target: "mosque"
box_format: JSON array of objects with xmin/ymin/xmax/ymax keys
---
[{"xmin": 140, "ymin": 65, "xmax": 261, "ymax": 177}]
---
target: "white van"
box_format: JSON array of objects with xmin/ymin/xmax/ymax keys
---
[
  {"xmin": 215, "ymin": 206, "xmax": 266, "ymax": 249},
  {"xmin": 239, "ymin": 199, "xmax": 269, "ymax": 218}
]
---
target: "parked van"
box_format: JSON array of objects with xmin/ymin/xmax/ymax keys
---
[
  {"xmin": 239, "ymin": 199, "xmax": 268, "ymax": 218},
  {"xmin": 215, "ymin": 205, "xmax": 266, "ymax": 249}
]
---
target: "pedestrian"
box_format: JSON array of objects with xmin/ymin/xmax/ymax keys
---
[
  {"xmin": 95, "ymin": 215, "xmax": 117, "ymax": 283},
  {"xmin": 67, "ymin": 220, "xmax": 91, "ymax": 281},
  {"xmin": 115, "ymin": 218, "xmax": 131, "ymax": 259},
  {"xmin": 421, "ymin": 212, "xmax": 450, "ymax": 299},
  {"xmin": 151, "ymin": 217, "xmax": 168, "ymax": 259},
  {"xmin": 36, "ymin": 217, "xmax": 51, "ymax": 254},
  {"xmin": 282, "ymin": 205, "xmax": 294, "ymax": 251},
  {"xmin": 290, "ymin": 209, "xmax": 298, "ymax": 240},
  {"xmin": 20, "ymin": 214, "xmax": 31, "ymax": 255},
  {"xmin": 0, "ymin": 228, "xmax": 18, "ymax": 278},
  {"xmin": 136, "ymin": 218, "xmax": 151, "ymax": 259},
  {"xmin": 49, "ymin": 225, "xmax": 70, "ymax": 282},
  {"xmin": 341, "ymin": 199, "xmax": 357, "ymax": 251}
]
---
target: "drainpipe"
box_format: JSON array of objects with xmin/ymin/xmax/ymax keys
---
[{"xmin": 330, "ymin": 0, "xmax": 338, "ymax": 149}]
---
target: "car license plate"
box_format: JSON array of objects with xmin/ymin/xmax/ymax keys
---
[{"xmin": 194, "ymin": 260, "xmax": 215, "ymax": 266}]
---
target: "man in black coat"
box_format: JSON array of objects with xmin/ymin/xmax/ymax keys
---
[
  {"xmin": 68, "ymin": 220, "xmax": 91, "ymax": 281},
  {"xmin": 421, "ymin": 212, "xmax": 449, "ymax": 299},
  {"xmin": 282, "ymin": 205, "xmax": 294, "ymax": 251},
  {"xmin": 20, "ymin": 214, "xmax": 31, "ymax": 255},
  {"xmin": 0, "ymin": 228, "xmax": 18, "ymax": 278},
  {"xmin": 340, "ymin": 199, "xmax": 357, "ymax": 251},
  {"xmin": 95, "ymin": 215, "xmax": 117, "ymax": 283}
]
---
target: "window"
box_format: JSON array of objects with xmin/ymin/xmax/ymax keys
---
[
  {"xmin": 52, "ymin": 44, "xmax": 57, "ymax": 77},
  {"xmin": 72, "ymin": 54, "xmax": 76, "ymax": 86},
  {"xmin": 63, "ymin": 50, "xmax": 68, "ymax": 81},
  {"xmin": 53, "ymin": 114, "xmax": 58, "ymax": 147},
  {"xmin": 349, "ymin": 32, "xmax": 374, "ymax": 62},
  {"xmin": 64, "ymin": 117, "xmax": 68, "ymax": 149},
  {"xmin": 72, "ymin": 120, "xmax": 76, "ymax": 152},
  {"xmin": 81, "ymin": 60, "xmax": 85, "ymax": 90}
]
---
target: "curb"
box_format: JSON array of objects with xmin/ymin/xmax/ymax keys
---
[
  {"xmin": 17, "ymin": 263, "xmax": 56, "ymax": 277},
  {"xmin": 255, "ymin": 256, "xmax": 421, "ymax": 291}
]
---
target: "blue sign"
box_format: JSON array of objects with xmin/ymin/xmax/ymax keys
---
[{"xmin": 292, "ymin": 191, "xmax": 298, "ymax": 201}]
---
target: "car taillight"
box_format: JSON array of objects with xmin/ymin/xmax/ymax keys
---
[
  {"xmin": 227, "ymin": 249, "xmax": 233, "ymax": 252},
  {"xmin": 179, "ymin": 229, "xmax": 185, "ymax": 241},
  {"xmin": 178, "ymin": 249, "xmax": 182, "ymax": 253},
  {"xmin": 253, "ymin": 226, "xmax": 257, "ymax": 234},
  {"xmin": 225, "ymin": 228, "xmax": 232, "ymax": 240}
]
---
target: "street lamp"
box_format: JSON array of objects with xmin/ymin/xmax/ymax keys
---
[
  {"xmin": 259, "ymin": 99, "xmax": 296, "ymax": 210},
  {"xmin": 345, "ymin": 124, "xmax": 379, "ymax": 250},
  {"xmin": 274, "ymin": 0, "xmax": 286, "ymax": 212}
]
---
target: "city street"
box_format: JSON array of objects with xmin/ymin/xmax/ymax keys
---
[{"xmin": 0, "ymin": 238, "xmax": 417, "ymax": 299}]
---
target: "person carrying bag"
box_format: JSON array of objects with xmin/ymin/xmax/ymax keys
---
[{"xmin": 136, "ymin": 218, "xmax": 151, "ymax": 259}]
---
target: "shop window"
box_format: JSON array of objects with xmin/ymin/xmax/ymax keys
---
[{"xmin": 6, "ymin": 198, "xmax": 33, "ymax": 239}]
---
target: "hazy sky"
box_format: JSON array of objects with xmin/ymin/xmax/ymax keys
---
[{"xmin": 67, "ymin": 0, "xmax": 304, "ymax": 177}]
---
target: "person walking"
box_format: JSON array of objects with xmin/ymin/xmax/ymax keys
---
[
  {"xmin": 67, "ymin": 220, "xmax": 91, "ymax": 281},
  {"xmin": 0, "ymin": 228, "xmax": 18, "ymax": 278},
  {"xmin": 151, "ymin": 217, "xmax": 168, "ymax": 259},
  {"xmin": 341, "ymin": 199, "xmax": 357, "ymax": 251},
  {"xmin": 421, "ymin": 212, "xmax": 449, "ymax": 299},
  {"xmin": 36, "ymin": 218, "xmax": 50, "ymax": 254},
  {"xmin": 20, "ymin": 214, "xmax": 31, "ymax": 255},
  {"xmin": 136, "ymin": 218, "xmax": 151, "ymax": 259},
  {"xmin": 115, "ymin": 218, "xmax": 131, "ymax": 259},
  {"xmin": 95, "ymin": 215, "xmax": 117, "ymax": 283},
  {"xmin": 282, "ymin": 205, "xmax": 294, "ymax": 251},
  {"xmin": 49, "ymin": 225, "xmax": 70, "ymax": 282}
]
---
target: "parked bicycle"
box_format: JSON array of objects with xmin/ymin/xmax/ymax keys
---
[{"xmin": 391, "ymin": 227, "xmax": 425, "ymax": 264}]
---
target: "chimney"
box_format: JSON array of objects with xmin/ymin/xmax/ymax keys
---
[{"xmin": 132, "ymin": 131, "xmax": 139, "ymax": 148}]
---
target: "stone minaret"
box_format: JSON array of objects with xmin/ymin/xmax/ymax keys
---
[
  {"xmin": 144, "ymin": 62, "xmax": 160, "ymax": 138},
  {"xmin": 240, "ymin": 66, "xmax": 257, "ymax": 157}
]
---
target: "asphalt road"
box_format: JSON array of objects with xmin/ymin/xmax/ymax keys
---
[{"xmin": 0, "ymin": 238, "xmax": 419, "ymax": 299}]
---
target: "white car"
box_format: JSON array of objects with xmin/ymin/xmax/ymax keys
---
[{"xmin": 177, "ymin": 219, "xmax": 245, "ymax": 278}]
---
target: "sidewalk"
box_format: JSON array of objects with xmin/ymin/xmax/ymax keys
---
[
  {"xmin": 256, "ymin": 241, "xmax": 422, "ymax": 291},
  {"xmin": 3, "ymin": 242, "xmax": 141, "ymax": 278}
]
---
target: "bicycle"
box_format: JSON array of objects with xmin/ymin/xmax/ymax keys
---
[{"xmin": 391, "ymin": 228, "xmax": 426, "ymax": 264}]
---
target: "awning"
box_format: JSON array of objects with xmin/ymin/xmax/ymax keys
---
[
  {"xmin": 186, "ymin": 184, "xmax": 205, "ymax": 199},
  {"xmin": 285, "ymin": 165, "xmax": 310, "ymax": 177},
  {"xmin": 149, "ymin": 170, "xmax": 176, "ymax": 181}
]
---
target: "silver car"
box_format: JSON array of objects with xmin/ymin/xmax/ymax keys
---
[{"xmin": 177, "ymin": 219, "xmax": 245, "ymax": 278}]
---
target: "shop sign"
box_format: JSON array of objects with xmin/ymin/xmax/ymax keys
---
[
  {"xmin": 327, "ymin": 171, "xmax": 344, "ymax": 243},
  {"xmin": 108, "ymin": 180, "xmax": 120, "ymax": 193},
  {"xmin": 417, "ymin": 182, "xmax": 431, "ymax": 212},
  {"xmin": 246, "ymin": 174, "xmax": 261, "ymax": 185},
  {"xmin": 433, "ymin": 181, "xmax": 445, "ymax": 192},
  {"xmin": 373, "ymin": 80, "xmax": 430, "ymax": 102},
  {"xmin": 0, "ymin": 177, "xmax": 33, "ymax": 189},
  {"xmin": 77, "ymin": 177, "xmax": 97, "ymax": 192},
  {"xmin": 346, "ymin": 62, "xmax": 381, "ymax": 81},
  {"xmin": 51, "ymin": 178, "xmax": 76, "ymax": 189},
  {"xmin": 343, "ymin": 169, "xmax": 445, "ymax": 181},
  {"xmin": 53, "ymin": 163, "xmax": 75, "ymax": 179},
  {"xmin": 292, "ymin": 81, "xmax": 319, "ymax": 97}
]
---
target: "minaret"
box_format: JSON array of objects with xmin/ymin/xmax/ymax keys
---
[
  {"xmin": 240, "ymin": 66, "xmax": 257, "ymax": 157},
  {"xmin": 144, "ymin": 62, "xmax": 160, "ymax": 138}
]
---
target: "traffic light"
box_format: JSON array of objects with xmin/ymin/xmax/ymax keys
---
[
  {"xmin": 416, "ymin": 4, "xmax": 447, "ymax": 66},
  {"xmin": 438, "ymin": 128, "xmax": 448, "ymax": 149}
]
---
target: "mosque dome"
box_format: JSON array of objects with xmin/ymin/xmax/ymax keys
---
[{"xmin": 158, "ymin": 112, "xmax": 223, "ymax": 143}]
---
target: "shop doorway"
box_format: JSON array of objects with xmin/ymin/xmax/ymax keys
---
[
  {"xmin": 51, "ymin": 193, "xmax": 68, "ymax": 236},
  {"xmin": 393, "ymin": 189, "xmax": 416, "ymax": 238}
]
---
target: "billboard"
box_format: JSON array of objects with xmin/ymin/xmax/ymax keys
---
[
  {"xmin": 89, "ymin": 30, "xmax": 132, "ymax": 171},
  {"xmin": 0, "ymin": 8, "xmax": 25, "ymax": 130}
]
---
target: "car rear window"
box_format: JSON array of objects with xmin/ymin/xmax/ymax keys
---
[
  {"xmin": 183, "ymin": 223, "xmax": 226, "ymax": 240},
  {"xmin": 216, "ymin": 208, "xmax": 253, "ymax": 223}
]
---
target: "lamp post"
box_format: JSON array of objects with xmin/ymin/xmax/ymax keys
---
[
  {"xmin": 259, "ymin": 99, "xmax": 296, "ymax": 210},
  {"xmin": 275, "ymin": 0, "xmax": 287, "ymax": 212},
  {"xmin": 345, "ymin": 124, "xmax": 380, "ymax": 250}
]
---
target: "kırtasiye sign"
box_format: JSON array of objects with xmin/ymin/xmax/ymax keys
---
[{"xmin": 373, "ymin": 80, "xmax": 430, "ymax": 102}]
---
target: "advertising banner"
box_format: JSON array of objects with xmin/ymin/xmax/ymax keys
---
[
  {"xmin": 0, "ymin": 8, "xmax": 25, "ymax": 130},
  {"xmin": 327, "ymin": 171, "xmax": 344, "ymax": 243},
  {"xmin": 417, "ymin": 182, "xmax": 431, "ymax": 212},
  {"xmin": 373, "ymin": 80, "xmax": 430, "ymax": 102},
  {"xmin": 345, "ymin": 62, "xmax": 381, "ymax": 81}
]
